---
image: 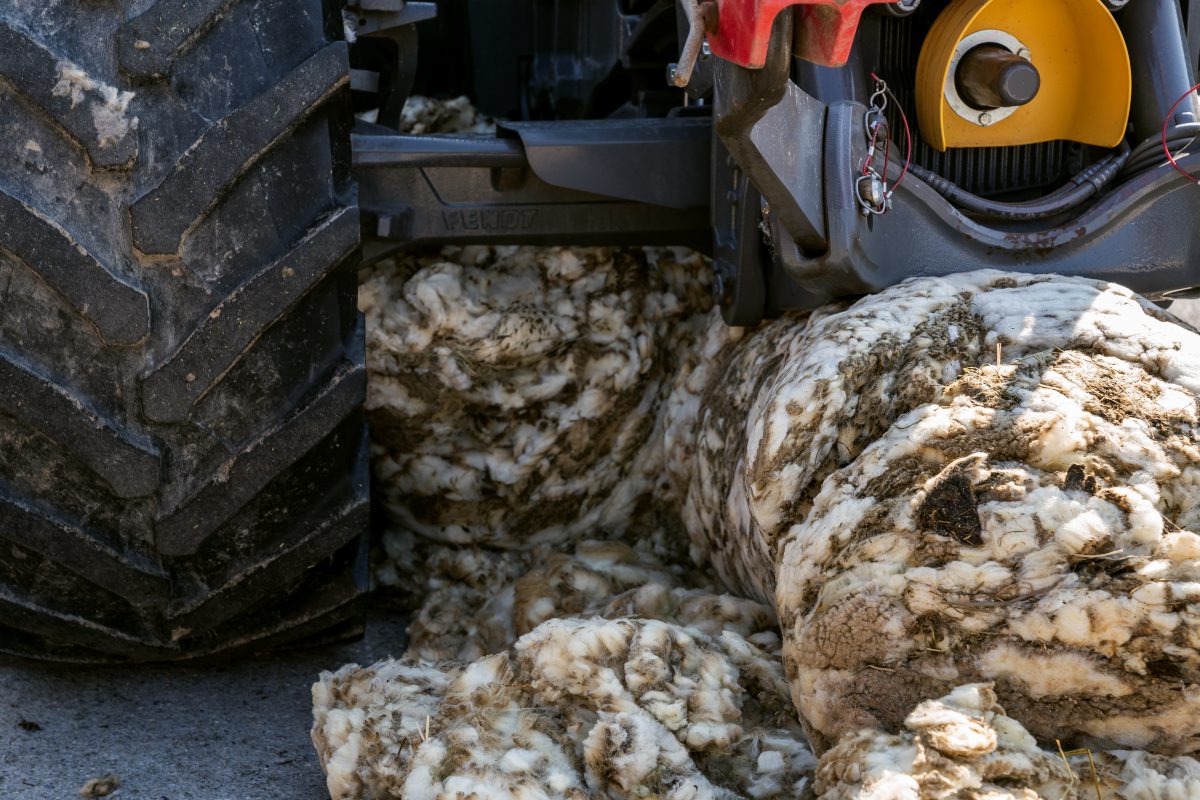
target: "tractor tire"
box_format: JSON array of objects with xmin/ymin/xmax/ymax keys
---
[{"xmin": 0, "ymin": 0, "xmax": 367, "ymax": 661}]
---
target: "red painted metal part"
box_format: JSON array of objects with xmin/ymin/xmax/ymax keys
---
[{"xmin": 709, "ymin": 0, "xmax": 895, "ymax": 69}]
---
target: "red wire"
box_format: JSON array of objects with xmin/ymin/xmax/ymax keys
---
[
  {"xmin": 868, "ymin": 72, "xmax": 912, "ymax": 192},
  {"xmin": 892, "ymin": 90, "xmax": 912, "ymax": 190},
  {"xmin": 1163, "ymin": 81, "xmax": 1200, "ymax": 186},
  {"xmin": 881, "ymin": 121, "xmax": 892, "ymax": 190}
]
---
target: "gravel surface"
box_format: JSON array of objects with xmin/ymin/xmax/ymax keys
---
[{"xmin": 0, "ymin": 611, "xmax": 407, "ymax": 800}]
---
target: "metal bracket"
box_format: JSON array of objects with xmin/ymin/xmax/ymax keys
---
[
  {"xmin": 714, "ymin": 12, "xmax": 827, "ymax": 252},
  {"xmin": 707, "ymin": 0, "xmax": 893, "ymax": 69},
  {"xmin": 345, "ymin": 0, "xmax": 436, "ymax": 37},
  {"xmin": 500, "ymin": 118, "xmax": 711, "ymax": 209},
  {"xmin": 346, "ymin": 0, "xmax": 437, "ymax": 128},
  {"xmin": 352, "ymin": 119, "xmax": 711, "ymax": 260},
  {"xmin": 712, "ymin": 141, "xmax": 767, "ymax": 325}
]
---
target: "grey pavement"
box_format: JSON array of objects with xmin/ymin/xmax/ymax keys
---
[
  {"xmin": 1170, "ymin": 297, "xmax": 1200, "ymax": 329},
  {"xmin": 0, "ymin": 610, "xmax": 408, "ymax": 800}
]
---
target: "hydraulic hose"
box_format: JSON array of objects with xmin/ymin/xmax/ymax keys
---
[
  {"xmin": 909, "ymin": 141, "xmax": 1131, "ymax": 221},
  {"xmin": 1122, "ymin": 122, "xmax": 1200, "ymax": 176}
]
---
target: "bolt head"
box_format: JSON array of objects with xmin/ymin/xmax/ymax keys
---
[{"xmin": 978, "ymin": 111, "xmax": 993, "ymax": 126}]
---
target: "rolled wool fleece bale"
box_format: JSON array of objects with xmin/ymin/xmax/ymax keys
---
[
  {"xmin": 814, "ymin": 683, "xmax": 1200, "ymax": 800},
  {"xmin": 669, "ymin": 271, "xmax": 1200, "ymax": 753},
  {"xmin": 745, "ymin": 273, "xmax": 1200, "ymax": 753},
  {"xmin": 312, "ymin": 613, "xmax": 816, "ymax": 800},
  {"xmin": 669, "ymin": 271, "xmax": 1009, "ymax": 606},
  {"xmin": 362, "ymin": 245, "xmax": 713, "ymax": 551}
]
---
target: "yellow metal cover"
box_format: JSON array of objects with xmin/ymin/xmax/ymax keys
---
[{"xmin": 915, "ymin": 0, "xmax": 1131, "ymax": 151}]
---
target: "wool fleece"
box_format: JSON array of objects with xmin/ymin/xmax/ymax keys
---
[
  {"xmin": 815, "ymin": 683, "xmax": 1200, "ymax": 799},
  {"xmin": 362, "ymin": 244, "xmax": 714, "ymax": 552},
  {"xmin": 313, "ymin": 608, "xmax": 815, "ymax": 799},
  {"xmin": 671, "ymin": 272, "xmax": 1200, "ymax": 754}
]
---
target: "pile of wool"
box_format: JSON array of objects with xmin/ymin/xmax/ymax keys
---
[
  {"xmin": 312, "ymin": 611, "xmax": 816, "ymax": 800},
  {"xmin": 362, "ymin": 243, "xmax": 718, "ymax": 665},
  {"xmin": 815, "ymin": 683, "xmax": 1200, "ymax": 799},
  {"xmin": 361, "ymin": 244, "xmax": 712, "ymax": 551},
  {"xmin": 397, "ymin": 95, "xmax": 495, "ymax": 134},
  {"xmin": 377, "ymin": 532, "xmax": 735, "ymax": 663},
  {"xmin": 346, "ymin": 101, "xmax": 1200, "ymax": 797},
  {"xmin": 671, "ymin": 271, "xmax": 1200, "ymax": 754},
  {"xmin": 340, "ymin": 92, "xmax": 817, "ymax": 799}
]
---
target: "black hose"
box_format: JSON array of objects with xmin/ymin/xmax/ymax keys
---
[
  {"xmin": 909, "ymin": 141, "xmax": 1131, "ymax": 221},
  {"xmin": 1122, "ymin": 122, "xmax": 1200, "ymax": 175}
]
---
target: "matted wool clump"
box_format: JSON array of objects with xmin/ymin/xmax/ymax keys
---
[
  {"xmin": 312, "ymin": 611, "xmax": 816, "ymax": 800},
  {"xmin": 672, "ymin": 271, "xmax": 1200, "ymax": 754},
  {"xmin": 669, "ymin": 273, "xmax": 1004, "ymax": 606},
  {"xmin": 361, "ymin": 245, "xmax": 712, "ymax": 551},
  {"xmin": 397, "ymin": 95, "xmax": 495, "ymax": 134},
  {"xmin": 377, "ymin": 532, "xmax": 732, "ymax": 663},
  {"xmin": 815, "ymin": 683, "xmax": 1200, "ymax": 800}
]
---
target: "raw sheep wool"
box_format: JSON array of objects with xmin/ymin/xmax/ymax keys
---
[
  {"xmin": 344, "ymin": 102, "xmax": 1200, "ymax": 798},
  {"xmin": 815, "ymin": 683, "xmax": 1200, "ymax": 800},
  {"xmin": 668, "ymin": 273, "xmax": 1000, "ymax": 606},
  {"xmin": 338, "ymin": 266, "xmax": 1200, "ymax": 796},
  {"xmin": 378, "ymin": 532, "xmax": 733, "ymax": 663},
  {"xmin": 671, "ymin": 271, "xmax": 1200, "ymax": 754},
  {"xmin": 374, "ymin": 527, "xmax": 533, "ymax": 662},
  {"xmin": 397, "ymin": 95, "xmax": 495, "ymax": 134},
  {"xmin": 312, "ymin": 612, "xmax": 816, "ymax": 800},
  {"xmin": 361, "ymin": 244, "xmax": 713, "ymax": 552}
]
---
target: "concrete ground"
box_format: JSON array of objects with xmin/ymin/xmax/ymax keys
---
[
  {"xmin": 1169, "ymin": 296, "xmax": 1200, "ymax": 328},
  {"xmin": 0, "ymin": 609, "xmax": 408, "ymax": 800}
]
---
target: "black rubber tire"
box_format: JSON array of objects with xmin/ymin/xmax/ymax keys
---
[{"xmin": 0, "ymin": 0, "xmax": 367, "ymax": 661}]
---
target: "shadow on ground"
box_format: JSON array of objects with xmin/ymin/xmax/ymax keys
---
[{"xmin": 0, "ymin": 610, "xmax": 408, "ymax": 800}]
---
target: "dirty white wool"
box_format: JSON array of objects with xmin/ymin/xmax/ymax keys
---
[
  {"xmin": 672, "ymin": 271, "xmax": 1200, "ymax": 754},
  {"xmin": 333, "ymin": 95, "xmax": 1200, "ymax": 800},
  {"xmin": 379, "ymin": 530, "xmax": 739, "ymax": 663},
  {"xmin": 314, "ymin": 655, "xmax": 1200, "ymax": 800},
  {"xmin": 398, "ymin": 95, "xmax": 495, "ymax": 134},
  {"xmin": 313, "ymin": 608, "xmax": 815, "ymax": 800},
  {"xmin": 363, "ymin": 244, "xmax": 712, "ymax": 552},
  {"xmin": 52, "ymin": 60, "xmax": 136, "ymax": 147},
  {"xmin": 816, "ymin": 682, "xmax": 1200, "ymax": 800}
]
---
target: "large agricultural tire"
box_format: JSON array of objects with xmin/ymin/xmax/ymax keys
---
[{"xmin": 0, "ymin": 1, "xmax": 368, "ymax": 661}]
